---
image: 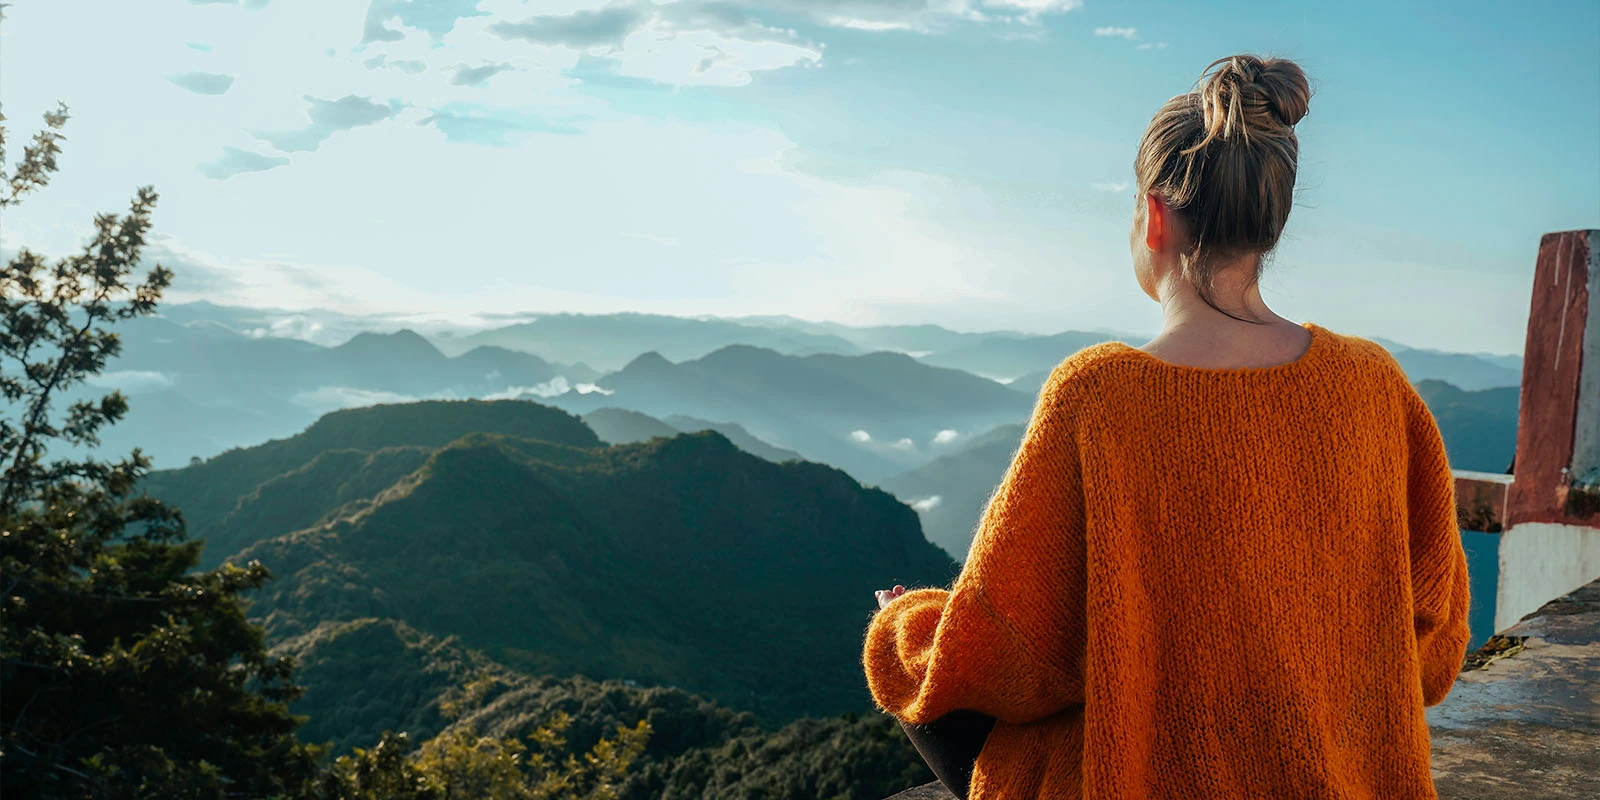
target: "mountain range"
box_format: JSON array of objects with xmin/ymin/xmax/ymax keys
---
[
  {"xmin": 70, "ymin": 314, "xmax": 597, "ymax": 468},
  {"xmin": 428, "ymin": 312, "xmax": 865, "ymax": 371},
  {"xmin": 141, "ymin": 400, "xmax": 957, "ymax": 724},
  {"xmin": 84, "ymin": 303, "xmax": 1525, "ymax": 480},
  {"xmin": 539, "ymin": 345, "xmax": 1036, "ymax": 482}
]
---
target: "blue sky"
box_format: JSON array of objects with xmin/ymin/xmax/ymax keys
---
[{"xmin": 2, "ymin": 0, "xmax": 1596, "ymax": 354}]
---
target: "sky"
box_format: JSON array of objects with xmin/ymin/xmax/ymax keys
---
[{"xmin": 2, "ymin": 0, "xmax": 1597, "ymax": 355}]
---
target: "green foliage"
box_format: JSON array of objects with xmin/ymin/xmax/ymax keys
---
[
  {"xmin": 0, "ymin": 104, "xmax": 321, "ymax": 797},
  {"xmin": 628, "ymin": 712, "xmax": 933, "ymax": 800},
  {"xmin": 316, "ymin": 714, "xmax": 650, "ymax": 800},
  {"xmin": 278, "ymin": 617, "xmax": 761, "ymax": 761},
  {"xmin": 316, "ymin": 733, "xmax": 438, "ymax": 800},
  {"xmin": 287, "ymin": 621, "xmax": 930, "ymax": 800}
]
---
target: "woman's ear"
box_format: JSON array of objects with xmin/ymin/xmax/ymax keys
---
[{"xmin": 1143, "ymin": 193, "xmax": 1166, "ymax": 253}]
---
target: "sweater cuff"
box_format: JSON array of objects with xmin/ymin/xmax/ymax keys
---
[{"xmin": 863, "ymin": 587, "xmax": 951, "ymax": 723}]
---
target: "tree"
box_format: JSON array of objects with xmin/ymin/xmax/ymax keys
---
[
  {"xmin": 0, "ymin": 103, "xmax": 321, "ymax": 798},
  {"xmin": 317, "ymin": 711, "xmax": 651, "ymax": 800}
]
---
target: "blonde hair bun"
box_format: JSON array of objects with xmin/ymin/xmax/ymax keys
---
[
  {"xmin": 1132, "ymin": 53, "xmax": 1313, "ymax": 323},
  {"xmin": 1192, "ymin": 54, "xmax": 1310, "ymax": 150}
]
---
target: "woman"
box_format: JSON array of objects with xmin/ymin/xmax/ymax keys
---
[{"xmin": 863, "ymin": 53, "xmax": 1472, "ymax": 799}]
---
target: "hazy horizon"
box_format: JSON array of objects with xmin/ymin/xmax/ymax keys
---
[{"xmin": 148, "ymin": 298, "xmax": 1525, "ymax": 359}]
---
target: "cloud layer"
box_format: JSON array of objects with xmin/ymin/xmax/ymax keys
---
[
  {"xmin": 168, "ymin": 71, "xmax": 235, "ymax": 94},
  {"xmin": 253, "ymin": 95, "xmax": 400, "ymax": 152},
  {"xmin": 197, "ymin": 147, "xmax": 290, "ymax": 179}
]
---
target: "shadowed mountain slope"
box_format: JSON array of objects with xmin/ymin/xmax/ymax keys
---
[
  {"xmin": 142, "ymin": 399, "xmax": 598, "ymax": 566},
  {"xmin": 219, "ymin": 428, "xmax": 953, "ymax": 725}
]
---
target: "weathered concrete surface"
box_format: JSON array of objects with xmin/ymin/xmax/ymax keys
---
[
  {"xmin": 1427, "ymin": 576, "xmax": 1600, "ymax": 799},
  {"xmin": 1495, "ymin": 522, "xmax": 1600, "ymax": 631},
  {"xmin": 884, "ymin": 783, "xmax": 954, "ymax": 800},
  {"xmin": 884, "ymin": 577, "xmax": 1600, "ymax": 800}
]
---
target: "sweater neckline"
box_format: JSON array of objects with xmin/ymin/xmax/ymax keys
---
[{"xmin": 1109, "ymin": 321, "xmax": 1328, "ymax": 377}]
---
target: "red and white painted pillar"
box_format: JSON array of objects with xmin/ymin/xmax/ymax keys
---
[{"xmin": 1454, "ymin": 229, "xmax": 1600, "ymax": 632}]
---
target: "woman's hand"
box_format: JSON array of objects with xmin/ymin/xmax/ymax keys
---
[{"xmin": 875, "ymin": 585, "xmax": 908, "ymax": 610}]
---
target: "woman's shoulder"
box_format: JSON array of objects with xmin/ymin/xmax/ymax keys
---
[
  {"xmin": 1030, "ymin": 340, "xmax": 1135, "ymax": 405},
  {"xmin": 1313, "ymin": 325, "xmax": 1418, "ymax": 394},
  {"xmin": 1031, "ymin": 324, "xmax": 1414, "ymax": 400}
]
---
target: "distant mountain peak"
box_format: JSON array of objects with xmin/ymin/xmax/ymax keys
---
[
  {"xmin": 334, "ymin": 328, "xmax": 446, "ymax": 360},
  {"xmin": 620, "ymin": 351, "xmax": 675, "ymax": 372},
  {"xmin": 692, "ymin": 343, "xmax": 786, "ymax": 365},
  {"xmin": 455, "ymin": 344, "xmax": 551, "ymax": 365}
]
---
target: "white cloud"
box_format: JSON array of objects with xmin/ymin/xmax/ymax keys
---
[
  {"xmin": 1091, "ymin": 181, "xmax": 1130, "ymax": 192},
  {"xmin": 982, "ymin": 0, "xmax": 1082, "ymax": 23},
  {"xmin": 1136, "ymin": 42, "xmax": 1168, "ymax": 50},
  {"xmin": 910, "ymin": 495, "xmax": 942, "ymax": 512},
  {"xmin": 932, "ymin": 428, "xmax": 960, "ymax": 444},
  {"xmin": 826, "ymin": 17, "xmax": 915, "ymax": 31},
  {"xmin": 891, "ymin": 437, "xmax": 916, "ymax": 450},
  {"xmin": 608, "ymin": 26, "xmax": 821, "ymax": 88},
  {"xmin": 490, "ymin": 376, "xmax": 565, "ymax": 398},
  {"xmin": 485, "ymin": 1, "xmax": 1084, "ymax": 71},
  {"xmin": 246, "ymin": 315, "xmax": 326, "ymax": 342},
  {"xmin": 485, "ymin": 376, "xmax": 615, "ymax": 399},
  {"xmin": 1093, "ymin": 26, "xmax": 1137, "ymax": 39},
  {"xmin": 483, "ymin": 3, "xmax": 822, "ymax": 87},
  {"xmin": 290, "ymin": 385, "xmax": 446, "ymax": 412},
  {"xmin": 85, "ymin": 370, "xmax": 176, "ymax": 393},
  {"xmin": 850, "ymin": 430, "xmax": 872, "ymax": 443}
]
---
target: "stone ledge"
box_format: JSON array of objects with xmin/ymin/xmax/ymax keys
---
[
  {"xmin": 1427, "ymin": 576, "xmax": 1600, "ymax": 799},
  {"xmin": 885, "ymin": 577, "xmax": 1600, "ymax": 800},
  {"xmin": 885, "ymin": 784, "xmax": 954, "ymax": 800}
]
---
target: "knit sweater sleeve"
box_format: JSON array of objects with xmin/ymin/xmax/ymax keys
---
[
  {"xmin": 1401, "ymin": 381, "xmax": 1472, "ymax": 707},
  {"xmin": 862, "ymin": 365, "xmax": 1086, "ymax": 726}
]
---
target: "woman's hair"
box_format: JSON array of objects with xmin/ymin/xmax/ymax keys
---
[{"xmin": 1134, "ymin": 54, "xmax": 1312, "ymax": 323}]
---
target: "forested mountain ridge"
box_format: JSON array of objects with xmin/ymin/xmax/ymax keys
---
[
  {"xmin": 236, "ymin": 429, "xmax": 955, "ymax": 724},
  {"xmin": 141, "ymin": 399, "xmax": 598, "ymax": 567},
  {"xmin": 138, "ymin": 402, "xmax": 958, "ymax": 725}
]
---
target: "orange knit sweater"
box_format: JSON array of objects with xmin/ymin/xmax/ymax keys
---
[{"xmin": 863, "ymin": 322, "xmax": 1473, "ymax": 799}]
